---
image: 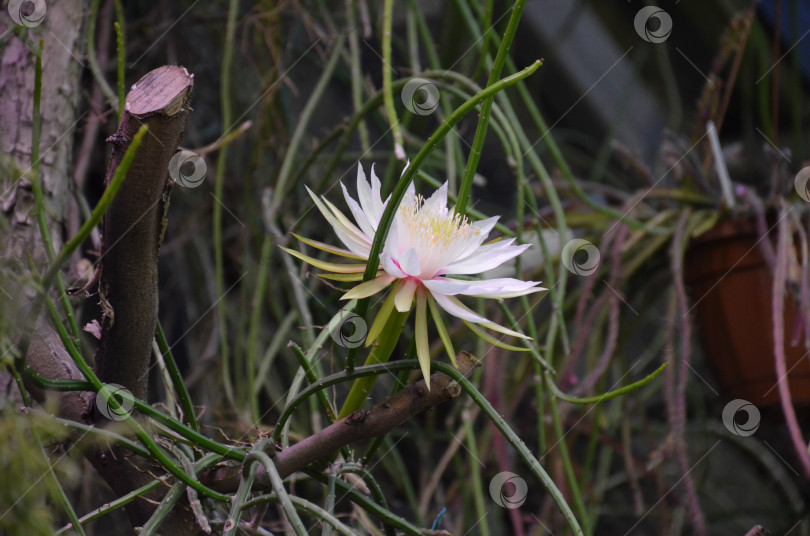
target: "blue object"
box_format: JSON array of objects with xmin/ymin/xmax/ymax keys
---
[{"xmin": 431, "ymin": 506, "xmax": 447, "ymax": 530}]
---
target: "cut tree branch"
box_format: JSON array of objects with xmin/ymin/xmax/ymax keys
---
[
  {"xmin": 87, "ymin": 65, "xmax": 204, "ymax": 534},
  {"xmin": 202, "ymin": 352, "xmax": 480, "ymax": 493},
  {"xmin": 94, "ymin": 65, "xmax": 193, "ymax": 400}
]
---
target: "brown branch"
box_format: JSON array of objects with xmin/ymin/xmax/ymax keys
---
[
  {"xmin": 202, "ymin": 352, "xmax": 481, "ymax": 493},
  {"xmin": 86, "ymin": 65, "xmax": 205, "ymax": 534},
  {"xmin": 94, "ymin": 65, "xmax": 193, "ymax": 400}
]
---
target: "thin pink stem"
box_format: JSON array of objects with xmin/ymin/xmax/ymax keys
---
[
  {"xmin": 671, "ymin": 212, "xmax": 706, "ymax": 536},
  {"xmin": 773, "ymin": 207, "xmax": 810, "ymax": 477}
]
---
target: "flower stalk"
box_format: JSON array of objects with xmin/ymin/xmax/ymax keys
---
[{"xmin": 339, "ymin": 311, "xmax": 408, "ymax": 418}]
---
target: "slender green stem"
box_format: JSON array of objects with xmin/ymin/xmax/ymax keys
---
[
  {"xmin": 114, "ymin": 20, "xmax": 125, "ymax": 119},
  {"xmin": 225, "ymin": 439, "xmax": 269, "ymax": 536},
  {"xmin": 332, "ymin": 462, "xmax": 394, "ymax": 536},
  {"xmin": 38, "ymin": 285, "xmax": 231, "ymax": 500},
  {"xmin": 322, "ymin": 472, "xmax": 337, "ymax": 536},
  {"xmin": 464, "ymin": 416, "xmax": 489, "ymax": 536},
  {"xmin": 55, "ymin": 453, "xmax": 221, "ymax": 535},
  {"xmin": 155, "ymin": 320, "xmax": 198, "ymax": 431},
  {"xmin": 272, "ymin": 359, "xmax": 581, "ymax": 533},
  {"xmin": 546, "ymin": 362, "xmax": 669, "ymax": 404},
  {"xmin": 270, "ymin": 34, "xmax": 345, "ymax": 215},
  {"xmin": 455, "ymin": 0, "xmax": 527, "ymax": 216},
  {"xmin": 247, "ymin": 234, "xmax": 273, "ymax": 424},
  {"xmin": 139, "ymin": 479, "xmax": 187, "ymax": 536},
  {"xmin": 242, "ymin": 493, "xmax": 359, "ymax": 536},
  {"xmin": 29, "ymin": 40, "xmax": 80, "ymax": 341},
  {"xmin": 359, "ymin": 62, "xmax": 543, "ymax": 286},
  {"xmin": 214, "ymin": 0, "xmax": 239, "ymax": 409},
  {"xmin": 274, "ymin": 360, "xmax": 425, "ymax": 443},
  {"xmin": 339, "ymin": 311, "xmax": 408, "ymax": 418},
  {"xmin": 290, "ymin": 342, "xmax": 338, "ymax": 424},
  {"xmin": 346, "ymin": 1, "xmax": 370, "ymax": 151},
  {"xmin": 56, "ymin": 480, "xmax": 158, "ymax": 534},
  {"xmin": 42, "ymin": 125, "xmax": 148, "ymax": 291},
  {"xmin": 51, "ymin": 414, "xmax": 150, "ymax": 457},
  {"xmin": 381, "ymin": 0, "xmax": 404, "ymax": 160},
  {"xmin": 362, "ymin": 359, "xmax": 413, "ymax": 463},
  {"xmin": 22, "ymin": 367, "xmax": 92, "ymax": 391},
  {"xmin": 436, "ymin": 362, "xmax": 583, "ymax": 535},
  {"xmin": 45, "ymin": 460, "xmax": 87, "ymax": 536},
  {"xmin": 305, "ymin": 470, "xmax": 424, "ymax": 535},
  {"xmin": 241, "ymin": 441, "xmax": 308, "ymax": 536},
  {"xmin": 345, "ymin": 63, "xmax": 542, "ymax": 375}
]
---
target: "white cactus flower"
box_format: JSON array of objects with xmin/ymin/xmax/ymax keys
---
[{"xmin": 283, "ymin": 163, "xmax": 544, "ymax": 386}]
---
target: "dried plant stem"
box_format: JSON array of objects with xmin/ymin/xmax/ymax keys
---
[
  {"xmin": 773, "ymin": 208, "xmax": 810, "ymax": 477},
  {"xmin": 671, "ymin": 211, "xmax": 706, "ymax": 536}
]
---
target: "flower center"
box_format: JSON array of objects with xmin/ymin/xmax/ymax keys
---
[
  {"xmin": 394, "ymin": 194, "xmax": 482, "ymax": 278},
  {"xmin": 400, "ymin": 194, "xmax": 474, "ymax": 250}
]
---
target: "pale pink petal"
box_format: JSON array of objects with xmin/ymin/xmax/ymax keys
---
[
  {"xmin": 443, "ymin": 216, "xmax": 501, "ymax": 264},
  {"xmin": 341, "ymin": 182, "xmax": 376, "ymax": 239},
  {"xmin": 394, "ymin": 278, "xmax": 418, "ymax": 312},
  {"xmin": 431, "ymin": 293, "xmax": 529, "ymax": 338},
  {"xmin": 430, "ymin": 291, "xmax": 490, "ymax": 324},
  {"xmin": 442, "ymin": 241, "xmax": 530, "ymax": 275},
  {"xmin": 380, "ymin": 252, "xmax": 407, "ymax": 278},
  {"xmin": 424, "ymin": 181, "xmax": 448, "ymax": 212},
  {"xmin": 356, "ymin": 164, "xmax": 375, "ymax": 221},
  {"xmin": 341, "ymin": 274, "xmax": 395, "ymax": 300},
  {"xmin": 397, "ymin": 248, "xmax": 421, "ymax": 277},
  {"xmin": 422, "ymin": 278, "xmax": 471, "ymax": 296},
  {"xmin": 368, "ymin": 164, "xmax": 385, "ymax": 221},
  {"xmin": 306, "ymin": 186, "xmax": 370, "ymax": 257},
  {"xmin": 448, "ymin": 277, "xmax": 544, "ymax": 298}
]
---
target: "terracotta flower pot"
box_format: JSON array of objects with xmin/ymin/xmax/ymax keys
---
[{"xmin": 684, "ymin": 218, "xmax": 810, "ymax": 406}]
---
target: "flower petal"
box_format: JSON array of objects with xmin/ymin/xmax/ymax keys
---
[
  {"xmin": 462, "ymin": 319, "xmax": 531, "ymax": 352},
  {"xmin": 341, "ymin": 274, "xmax": 395, "ymax": 300},
  {"xmin": 442, "ymin": 216, "xmax": 501, "ymax": 265},
  {"xmin": 415, "ymin": 290, "xmax": 431, "ymax": 389},
  {"xmin": 448, "ymin": 277, "xmax": 545, "ymax": 298},
  {"xmin": 306, "ymin": 186, "xmax": 371, "ymax": 257},
  {"xmin": 442, "ymin": 241, "xmax": 530, "ymax": 275},
  {"xmin": 356, "ymin": 164, "xmax": 375, "ymax": 223},
  {"xmin": 422, "ymin": 277, "xmax": 471, "ymax": 296},
  {"xmin": 380, "ymin": 252, "xmax": 407, "ymax": 278},
  {"xmin": 430, "ymin": 292, "xmax": 530, "ymax": 339},
  {"xmin": 341, "ymin": 182, "xmax": 376, "ymax": 239},
  {"xmin": 424, "ymin": 181, "xmax": 448, "ymax": 212},
  {"xmin": 396, "ymin": 248, "xmax": 421, "ymax": 277},
  {"xmin": 292, "ymin": 233, "xmax": 366, "ymax": 260},
  {"xmin": 427, "ymin": 294, "xmax": 456, "ymax": 367},
  {"xmin": 366, "ymin": 288, "xmax": 397, "ymax": 346},
  {"xmin": 280, "ymin": 247, "xmax": 367, "ymax": 273},
  {"xmin": 322, "ymin": 197, "xmax": 371, "ymax": 244},
  {"xmin": 393, "ymin": 278, "xmax": 418, "ymax": 312},
  {"xmin": 368, "ymin": 164, "xmax": 385, "ymax": 223},
  {"xmin": 318, "ymin": 271, "xmax": 384, "ymax": 282}
]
